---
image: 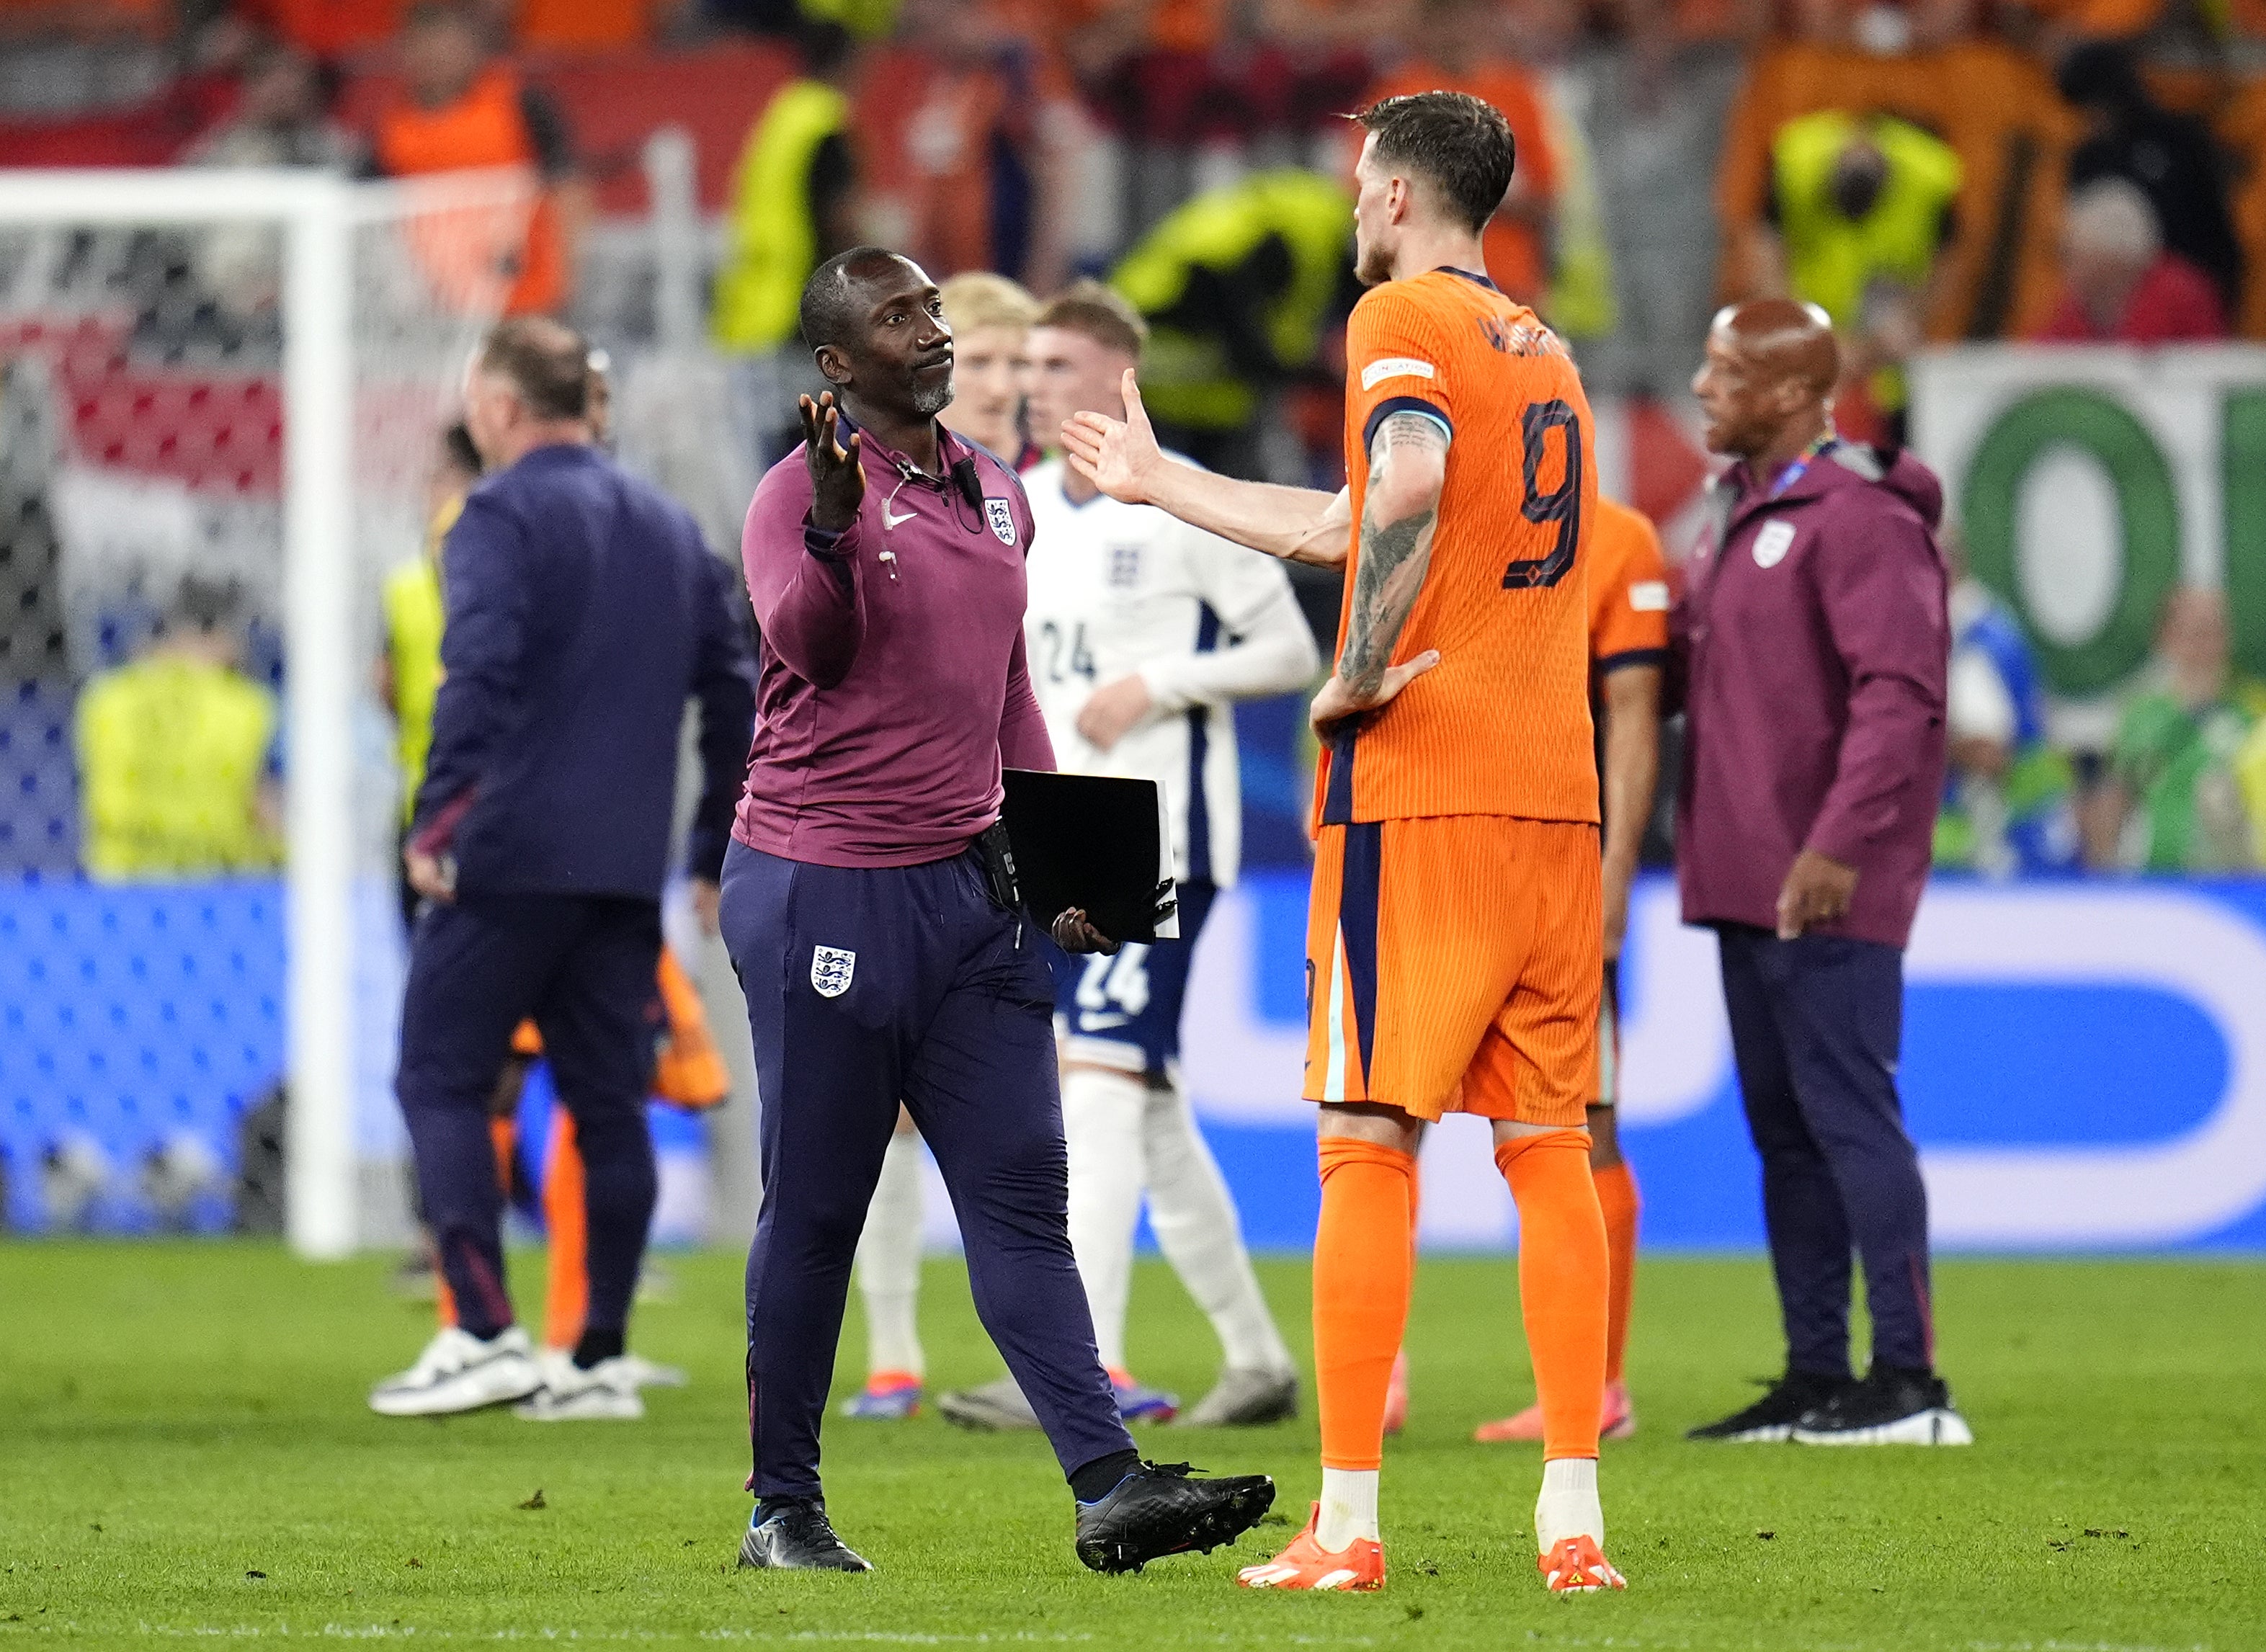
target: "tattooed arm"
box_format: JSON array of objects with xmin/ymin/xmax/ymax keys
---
[{"xmin": 1308, "ymin": 411, "xmax": 1449, "ymax": 731}]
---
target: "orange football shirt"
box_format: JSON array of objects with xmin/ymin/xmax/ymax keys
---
[
  {"xmin": 1319, "ymin": 267, "xmax": 1600, "ymax": 831},
  {"xmin": 1586, "ymin": 496, "xmax": 1671, "ymax": 670}
]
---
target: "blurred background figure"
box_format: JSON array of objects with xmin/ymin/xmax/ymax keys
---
[
  {"xmin": 1754, "ymin": 109, "xmax": 1961, "ymax": 442},
  {"xmin": 1110, "ymin": 169, "xmax": 1355, "ymax": 478},
  {"xmin": 2056, "ymin": 40, "xmax": 2242, "ymax": 323},
  {"xmin": 711, "ymin": 19, "xmax": 860, "ymax": 470},
  {"xmin": 181, "ymin": 35, "xmax": 354, "ymax": 169},
  {"xmin": 76, "ymin": 574, "xmax": 282, "ymax": 883},
  {"xmin": 380, "ymin": 420, "xmax": 485, "ymax": 928},
  {"xmin": 1933, "ymin": 532, "xmax": 2079, "ymax": 880},
  {"xmin": 935, "ymin": 270, "xmax": 1038, "ymax": 465},
  {"xmin": 2033, "ymin": 178, "xmax": 2227, "ymax": 344},
  {"xmin": 2084, "ymin": 589, "xmax": 2265, "ymax": 874},
  {"xmin": 368, "ymin": 0, "xmax": 586, "ymax": 317}
]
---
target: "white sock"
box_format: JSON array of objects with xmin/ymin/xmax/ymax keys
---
[
  {"xmin": 1534, "ymin": 1457, "xmax": 1605, "ymax": 1553},
  {"xmin": 853, "ymin": 1128, "xmax": 925, "ymax": 1378},
  {"xmin": 1142, "ymin": 1076, "xmax": 1295, "ymax": 1375},
  {"xmin": 1315, "ymin": 1468, "xmax": 1380, "ymax": 1551},
  {"xmin": 1061, "ymin": 1065, "xmax": 1148, "ymax": 1373}
]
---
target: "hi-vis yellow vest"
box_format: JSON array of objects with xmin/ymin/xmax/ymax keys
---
[
  {"xmin": 796, "ymin": 0, "xmax": 898, "ymax": 37},
  {"xmin": 1112, "ymin": 171, "xmax": 1354, "ymax": 433},
  {"xmin": 711, "ymin": 79, "xmax": 849, "ymax": 353},
  {"xmin": 384, "ymin": 494, "xmax": 458, "ymax": 826},
  {"xmin": 1772, "ymin": 110, "xmax": 1963, "ymax": 330},
  {"xmin": 77, "ymin": 653, "xmax": 280, "ymax": 881}
]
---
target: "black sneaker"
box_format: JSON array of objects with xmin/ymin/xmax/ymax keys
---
[
  {"xmin": 1074, "ymin": 1460, "xmax": 1276, "ymax": 1574},
  {"xmin": 1686, "ymin": 1370, "xmax": 1856, "ymax": 1442},
  {"xmin": 1791, "ymin": 1367, "xmax": 1973, "ymax": 1446},
  {"xmin": 737, "ymin": 1499, "xmax": 874, "ymax": 1571}
]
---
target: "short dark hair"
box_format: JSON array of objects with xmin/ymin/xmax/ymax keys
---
[
  {"xmin": 169, "ymin": 573, "xmax": 241, "ymax": 635},
  {"xmin": 476, "ymin": 316, "xmax": 589, "ymax": 420},
  {"xmin": 1036, "ymin": 280, "xmax": 1148, "ymax": 360},
  {"xmin": 440, "ymin": 420, "xmax": 481, "ymax": 477},
  {"xmin": 1352, "ymin": 91, "xmax": 1516, "ymax": 236},
  {"xmin": 799, "ymin": 246, "xmax": 913, "ymax": 352}
]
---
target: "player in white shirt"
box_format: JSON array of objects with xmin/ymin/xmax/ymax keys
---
[
  {"xmin": 937, "ymin": 282, "xmax": 1320, "ymax": 1432},
  {"xmin": 839, "ymin": 273, "xmax": 1042, "ymax": 1424}
]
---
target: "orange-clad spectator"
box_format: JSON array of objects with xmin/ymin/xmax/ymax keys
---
[
  {"xmin": 368, "ymin": 0, "xmax": 588, "ymax": 317},
  {"xmin": 241, "ymin": 0, "xmax": 414, "ymax": 61},
  {"xmin": 2005, "ymin": 0, "xmax": 2164, "ymax": 42},
  {"xmin": 1361, "ymin": 0, "xmax": 1558, "ymax": 305},
  {"xmin": 0, "ymin": 0, "xmax": 170, "ymax": 40},
  {"xmin": 514, "ymin": 0, "xmax": 685, "ymax": 52},
  {"xmin": 2032, "ymin": 177, "xmax": 2229, "ymax": 341}
]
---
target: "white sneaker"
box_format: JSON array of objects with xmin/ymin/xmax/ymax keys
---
[
  {"xmin": 615, "ymin": 1352, "xmax": 689, "ymax": 1390},
  {"xmin": 514, "ymin": 1353, "xmax": 646, "ymax": 1421},
  {"xmin": 370, "ymin": 1326, "xmax": 541, "ymax": 1417}
]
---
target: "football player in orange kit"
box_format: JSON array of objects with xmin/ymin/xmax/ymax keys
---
[
  {"xmin": 1473, "ymin": 494, "xmax": 1668, "ymax": 1444},
  {"xmin": 1063, "ymin": 89, "xmax": 1623, "ymax": 1594}
]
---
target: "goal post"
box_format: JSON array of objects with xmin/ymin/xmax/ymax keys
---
[{"xmin": 0, "ymin": 166, "xmax": 531, "ymax": 1259}]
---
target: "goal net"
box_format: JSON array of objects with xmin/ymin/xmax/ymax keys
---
[{"xmin": 0, "ymin": 166, "xmax": 532, "ymax": 1256}]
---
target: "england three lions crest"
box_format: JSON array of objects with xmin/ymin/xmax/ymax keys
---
[
  {"xmin": 811, "ymin": 946, "xmax": 855, "ymax": 999},
  {"xmin": 985, "ymin": 498, "xmax": 1017, "ymax": 545}
]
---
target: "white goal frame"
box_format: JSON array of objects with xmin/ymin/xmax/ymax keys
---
[{"xmin": 0, "ymin": 167, "xmax": 526, "ymax": 1260}]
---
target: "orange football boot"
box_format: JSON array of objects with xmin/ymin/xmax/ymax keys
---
[
  {"xmin": 1475, "ymin": 1379, "xmax": 1636, "ymax": 1444},
  {"xmin": 1539, "ymin": 1535, "xmax": 1627, "ymax": 1593},
  {"xmin": 1236, "ymin": 1504, "xmax": 1386, "ymax": 1591}
]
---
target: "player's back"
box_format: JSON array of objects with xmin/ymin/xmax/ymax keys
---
[
  {"xmin": 1584, "ymin": 496, "xmax": 1671, "ymax": 675},
  {"xmin": 1324, "ymin": 268, "xmax": 1600, "ymax": 829}
]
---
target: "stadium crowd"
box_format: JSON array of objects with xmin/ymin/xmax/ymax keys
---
[{"xmin": 4, "ymin": 0, "xmax": 2266, "ymax": 883}]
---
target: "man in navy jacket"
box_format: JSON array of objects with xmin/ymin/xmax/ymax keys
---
[{"xmin": 371, "ymin": 317, "xmax": 757, "ymax": 1422}]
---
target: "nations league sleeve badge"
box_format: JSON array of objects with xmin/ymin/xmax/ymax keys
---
[
  {"xmin": 811, "ymin": 945, "xmax": 856, "ymax": 999},
  {"xmin": 985, "ymin": 497, "xmax": 1018, "ymax": 545}
]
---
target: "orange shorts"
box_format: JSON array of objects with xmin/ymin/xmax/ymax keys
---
[{"xmin": 1303, "ymin": 816, "xmax": 1602, "ymax": 1127}]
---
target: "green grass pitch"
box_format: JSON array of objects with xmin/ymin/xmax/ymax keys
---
[{"xmin": 2, "ymin": 1243, "xmax": 2262, "ymax": 1649}]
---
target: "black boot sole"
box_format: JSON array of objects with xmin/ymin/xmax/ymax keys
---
[
  {"xmin": 737, "ymin": 1525, "xmax": 874, "ymax": 1572},
  {"xmin": 1076, "ymin": 1477, "xmax": 1277, "ymax": 1575}
]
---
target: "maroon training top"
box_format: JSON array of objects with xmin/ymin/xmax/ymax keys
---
[
  {"xmin": 1674, "ymin": 442, "xmax": 1950, "ymax": 950},
  {"xmin": 734, "ymin": 419, "xmax": 1053, "ymax": 867}
]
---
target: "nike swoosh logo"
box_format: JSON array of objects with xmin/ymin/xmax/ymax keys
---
[{"xmin": 883, "ymin": 503, "xmax": 916, "ymax": 529}]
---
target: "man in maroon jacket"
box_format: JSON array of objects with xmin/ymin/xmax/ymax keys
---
[
  {"xmin": 1677, "ymin": 299, "xmax": 1971, "ymax": 1448},
  {"xmin": 721, "ymin": 248, "xmax": 1274, "ymax": 1573}
]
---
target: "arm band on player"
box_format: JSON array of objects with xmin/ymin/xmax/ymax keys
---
[{"xmin": 1361, "ymin": 396, "xmax": 1453, "ymax": 455}]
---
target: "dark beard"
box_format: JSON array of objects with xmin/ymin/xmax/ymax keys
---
[{"xmin": 911, "ymin": 372, "xmax": 954, "ymax": 419}]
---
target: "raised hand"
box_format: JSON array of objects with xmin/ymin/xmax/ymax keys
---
[
  {"xmin": 801, "ymin": 391, "xmax": 865, "ymax": 531},
  {"xmin": 1061, "ymin": 368, "xmax": 1162, "ymax": 506},
  {"xmin": 1308, "ymin": 650, "xmax": 1441, "ymax": 734}
]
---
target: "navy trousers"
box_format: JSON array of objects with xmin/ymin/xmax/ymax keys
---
[
  {"xmin": 721, "ymin": 839, "xmax": 1134, "ymax": 1501},
  {"xmin": 398, "ymin": 893, "xmax": 662, "ymax": 1341},
  {"xmin": 1716, "ymin": 924, "xmax": 1935, "ymax": 1376}
]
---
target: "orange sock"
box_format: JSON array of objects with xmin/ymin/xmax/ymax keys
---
[
  {"xmin": 1593, "ymin": 1160, "xmax": 1639, "ymax": 1385},
  {"xmin": 1314, "ymin": 1136, "xmax": 1417, "ymax": 1471},
  {"xmin": 1495, "ymin": 1130, "xmax": 1609, "ymax": 1460}
]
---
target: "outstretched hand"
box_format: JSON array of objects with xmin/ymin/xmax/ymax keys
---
[
  {"xmin": 1308, "ymin": 651, "xmax": 1442, "ymax": 734},
  {"xmin": 801, "ymin": 391, "xmax": 865, "ymax": 531},
  {"xmin": 1061, "ymin": 369, "xmax": 1162, "ymax": 506}
]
